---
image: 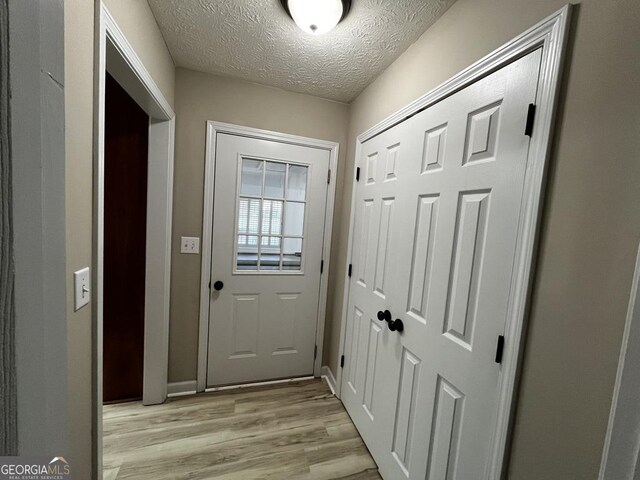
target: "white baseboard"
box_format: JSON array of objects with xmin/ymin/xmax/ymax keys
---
[
  {"xmin": 321, "ymin": 366, "xmax": 338, "ymax": 396},
  {"xmin": 170, "ymin": 373, "xmax": 333, "ymax": 398},
  {"xmin": 204, "ymin": 376, "xmax": 314, "ymax": 393},
  {"xmin": 167, "ymin": 380, "xmax": 197, "ymax": 398}
]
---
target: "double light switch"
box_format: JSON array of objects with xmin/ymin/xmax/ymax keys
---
[{"xmin": 181, "ymin": 236, "xmax": 200, "ymax": 254}]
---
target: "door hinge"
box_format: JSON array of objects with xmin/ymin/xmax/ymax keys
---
[
  {"xmin": 495, "ymin": 335, "xmax": 505, "ymax": 364},
  {"xmin": 340, "ymin": 355, "xmax": 345, "ymax": 368},
  {"xmin": 314, "ymin": 345, "xmax": 318, "ymax": 360},
  {"xmin": 525, "ymin": 103, "xmax": 536, "ymax": 137},
  {"xmin": 356, "ymin": 167, "xmax": 361, "ymax": 182},
  {"xmin": 327, "ymin": 169, "xmax": 331, "ymax": 184},
  {"xmin": 348, "ymin": 264, "xmax": 353, "ymax": 277},
  {"xmin": 320, "ymin": 259, "xmax": 324, "ymax": 274}
]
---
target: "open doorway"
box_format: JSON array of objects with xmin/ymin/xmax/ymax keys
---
[
  {"xmin": 103, "ymin": 73, "xmax": 149, "ymax": 403},
  {"xmin": 95, "ymin": 4, "xmax": 175, "ymax": 476}
]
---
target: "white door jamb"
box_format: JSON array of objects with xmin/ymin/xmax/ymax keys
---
[
  {"xmin": 335, "ymin": 6, "xmax": 572, "ymax": 479},
  {"xmin": 197, "ymin": 122, "xmax": 339, "ymax": 392},
  {"xmin": 94, "ymin": 4, "xmax": 175, "ymax": 477},
  {"xmin": 599, "ymin": 242, "xmax": 640, "ymax": 480}
]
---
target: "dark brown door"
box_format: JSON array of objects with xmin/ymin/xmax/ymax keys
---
[{"xmin": 103, "ymin": 73, "xmax": 149, "ymax": 403}]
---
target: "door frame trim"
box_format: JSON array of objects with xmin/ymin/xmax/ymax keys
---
[
  {"xmin": 94, "ymin": 4, "xmax": 175, "ymax": 476},
  {"xmin": 599, "ymin": 242, "xmax": 640, "ymax": 479},
  {"xmin": 197, "ymin": 121, "xmax": 339, "ymax": 392},
  {"xmin": 335, "ymin": 5, "xmax": 572, "ymax": 478}
]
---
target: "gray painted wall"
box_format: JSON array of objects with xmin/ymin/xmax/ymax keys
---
[
  {"xmin": 0, "ymin": 0, "xmax": 17, "ymax": 456},
  {"xmin": 9, "ymin": 0, "xmax": 68, "ymax": 457}
]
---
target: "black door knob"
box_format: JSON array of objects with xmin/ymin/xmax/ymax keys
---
[
  {"xmin": 213, "ymin": 280, "xmax": 224, "ymax": 291},
  {"xmin": 377, "ymin": 310, "xmax": 392, "ymax": 322},
  {"xmin": 388, "ymin": 319, "xmax": 404, "ymax": 333}
]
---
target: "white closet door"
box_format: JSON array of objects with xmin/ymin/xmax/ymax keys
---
[
  {"xmin": 341, "ymin": 49, "xmax": 542, "ymax": 479},
  {"xmin": 340, "ymin": 119, "xmax": 413, "ymax": 456}
]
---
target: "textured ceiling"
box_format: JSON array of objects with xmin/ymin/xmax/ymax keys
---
[{"xmin": 148, "ymin": 0, "xmax": 457, "ymax": 103}]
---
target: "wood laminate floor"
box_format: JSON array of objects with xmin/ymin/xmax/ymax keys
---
[{"xmin": 103, "ymin": 379, "xmax": 381, "ymax": 480}]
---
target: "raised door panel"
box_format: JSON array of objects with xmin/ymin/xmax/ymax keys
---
[
  {"xmin": 366, "ymin": 152, "xmax": 378, "ymax": 185},
  {"xmin": 385, "ymin": 144, "xmax": 400, "ymax": 181},
  {"xmin": 271, "ymin": 293, "xmax": 301, "ymax": 356},
  {"xmin": 363, "ymin": 319, "xmax": 383, "ymax": 420},
  {"xmin": 463, "ymin": 101, "xmax": 502, "ymax": 166},
  {"xmin": 422, "ymin": 124, "xmax": 447, "ymax": 174},
  {"xmin": 443, "ymin": 190, "xmax": 491, "ymax": 350},
  {"xmin": 391, "ymin": 349, "xmax": 422, "ymax": 477},
  {"xmin": 374, "ymin": 198, "xmax": 395, "ymax": 299},
  {"xmin": 346, "ymin": 306, "xmax": 364, "ymax": 395},
  {"xmin": 229, "ymin": 294, "xmax": 260, "ymax": 359},
  {"xmin": 426, "ymin": 377, "xmax": 465, "ymax": 480},
  {"xmin": 356, "ymin": 199, "xmax": 375, "ymax": 288},
  {"xmin": 407, "ymin": 195, "xmax": 440, "ymax": 323}
]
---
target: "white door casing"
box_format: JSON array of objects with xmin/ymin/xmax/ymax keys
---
[
  {"xmin": 599, "ymin": 242, "xmax": 640, "ymax": 480},
  {"xmin": 98, "ymin": 5, "xmax": 175, "ymax": 408},
  {"xmin": 206, "ymin": 133, "xmax": 331, "ymax": 386},
  {"xmin": 341, "ymin": 50, "xmax": 543, "ymax": 479},
  {"xmin": 95, "ymin": 4, "xmax": 176, "ymax": 477}
]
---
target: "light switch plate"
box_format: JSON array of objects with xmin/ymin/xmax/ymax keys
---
[
  {"xmin": 74, "ymin": 267, "xmax": 91, "ymax": 311},
  {"xmin": 180, "ymin": 236, "xmax": 200, "ymax": 254}
]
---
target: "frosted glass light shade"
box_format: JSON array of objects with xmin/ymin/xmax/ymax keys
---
[{"xmin": 287, "ymin": 0, "xmax": 344, "ymax": 35}]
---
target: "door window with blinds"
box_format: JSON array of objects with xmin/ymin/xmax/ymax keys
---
[{"xmin": 235, "ymin": 158, "xmax": 309, "ymax": 272}]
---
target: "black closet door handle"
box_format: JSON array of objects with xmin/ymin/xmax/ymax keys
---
[
  {"xmin": 377, "ymin": 310, "xmax": 392, "ymax": 322},
  {"xmin": 213, "ymin": 280, "xmax": 224, "ymax": 291},
  {"xmin": 388, "ymin": 319, "xmax": 404, "ymax": 333}
]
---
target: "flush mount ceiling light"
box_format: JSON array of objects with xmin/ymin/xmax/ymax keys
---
[{"xmin": 280, "ymin": 0, "xmax": 352, "ymax": 35}]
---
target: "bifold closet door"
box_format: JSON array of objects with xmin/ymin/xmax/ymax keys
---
[{"xmin": 341, "ymin": 49, "xmax": 542, "ymax": 479}]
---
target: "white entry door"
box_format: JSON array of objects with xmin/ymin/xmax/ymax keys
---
[
  {"xmin": 207, "ymin": 133, "xmax": 330, "ymax": 386},
  {"xmin": 341, "ymin": 50, "xmax": 542, "ymax": 478}
]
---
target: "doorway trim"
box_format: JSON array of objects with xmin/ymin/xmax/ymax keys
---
[
  {"xmin": 335, "ymin": 5, "xmax": 571, "ymax": 479},
  {"xmin": 94, "ymin": 3, "xmax": 175, "ymax": 476},
  {"xmin": 197, "ymin": 121, "xmax": 339, "ymax": 392},
  {"xmin": 599, "ymin": 242, "xmax": 640, "ymax": 479}
]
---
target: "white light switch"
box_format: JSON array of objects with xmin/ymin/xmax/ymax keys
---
[
  {"xmin": 74, "ymin": 267, "xmax": 91, "ymax": 311},
  {"xmin": 180, "ymin": 236, "xmax": 200, "ymax": 254}
]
